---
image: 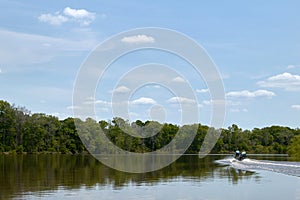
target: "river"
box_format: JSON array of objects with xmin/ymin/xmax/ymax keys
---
[{"xmin": 0, "ymin": 154, "xmax": 299, "ymax": 200}]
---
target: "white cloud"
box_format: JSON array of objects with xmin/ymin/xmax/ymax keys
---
[
  {"xmin": 0, "ymin": 68, "xmax": 2, "ymax": 73},
  {"xmin": 111, "ymin": 86, "xmax": 131, "ymax": 94},
  {"xmin": 226, "ymin": 100, "xmax": 242, "ymax": 106},
  {"xmin": 257, "ymin": 72, "xmax": 300, "ymax": 91},
  {"xmin": 202, "ymin": 100, "xmax": 211, "ymax": 105},
  {"xmin": 64, "ymin": 7, "xmax": 95, "ymax": 19},
  {"xmin": 131, "ymin": 97, "xmax": 157, "ymax": 105},
  {"xmin": 229, "ymin": 108, "xmax": 248, "ymax": 113},
  {"xmin": 171, "ymin": 76, "xmax": 186, "ymax": 83},
  {"xmin": 291, "ymin": 105, "xmax": 300, "ymax": 110},
  {"xmin": 196, "ymin": 88, "xmax": 209, "ymax": 93},
  {"xmin": 38, "ymin": 14, "xmax": 68, "ymax": 26},
  {"xmin": 86, "ymin": 96, "xmax": 95, "ymax": 101},
  {"xmin": 167, "ymin": 97, "xmax": 196, "ymax": 104},
  {"xmin": 121, "ymin": 35, "xmax": 155, "ymax": 44},
  {"xmin": 95, "ymin": 100, "xmax": 112, "ymax": 105},
  {"xmin": 39, "ymin": 7, "xmax": 96, "ymax": 26},
  {"xmin": 83, "ymin": 99, "xmax": 112, "ymax": 106},
  {"xmin": 287, "ymin": 65, "xmax": 296, "ymax": 69},
  {"xmin": 63, "ymin": 7, "xmax": 96, "ymax": 26},
  {"xmin": 202, "ymin": 99, "xmax": 226, "ymax": 106},
  {"xmin": 226, "ymin": 90, "xmax": 275, "ymax": 98},
  {"xmin": 66, "ymin": 105, "xmax": 81, "ymax": 110},
  {"xmin": 145, "ymin": 85, "xmax": 162, "ymax": 90}
]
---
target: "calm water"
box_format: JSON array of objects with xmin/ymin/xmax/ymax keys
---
[{"xmin": 0, "ymin": 154, "xmax": 299, "ymax": 200}]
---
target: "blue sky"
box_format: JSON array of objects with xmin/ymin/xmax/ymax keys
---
[{"xmin": 0, "ymin": 0, "xmax": 300, "ymax": 129}]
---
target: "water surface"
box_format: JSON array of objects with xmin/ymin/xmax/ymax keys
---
[{"xmin": 1, "ymin": 154, "xmax": 299, "ymax": 199}]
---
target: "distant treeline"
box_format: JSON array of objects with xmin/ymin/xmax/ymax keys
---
[{"xmin": 0, "ymin": 100, "xmax": 300, "ymax": 158}]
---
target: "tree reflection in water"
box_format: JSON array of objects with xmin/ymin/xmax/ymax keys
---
[{"xmin": 0, "ymin": 155, "xmax": 258, "ymax": 199}]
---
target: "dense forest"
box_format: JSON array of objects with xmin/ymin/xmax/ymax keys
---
[{"xmin": 0, "ymin": 100, "xmax": 300, "ymax": 159}]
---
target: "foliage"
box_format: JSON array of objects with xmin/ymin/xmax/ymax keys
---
[
  {"xmin": 287, "ymin": 135, "xmax": 300, "ymax": 160},
  {"xmin": 0, "ymin": 100, "xmax": 299, "ymax": 155}
]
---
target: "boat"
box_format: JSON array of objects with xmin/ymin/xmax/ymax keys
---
[{"xmin": 233, "ymin": 150, "xmax": 247, "ymax": 161}]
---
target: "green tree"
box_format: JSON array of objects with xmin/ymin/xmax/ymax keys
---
[
  {"xmin": 0, "ymin": 100, "xmax": 17, "ymax": 151},
  {"xmin": 287, "ymin": 135, "xmax": 300, "ymax": 160}
]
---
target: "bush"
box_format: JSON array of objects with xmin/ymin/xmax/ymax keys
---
[
  {"xmin": 60, "ymin": 147, "xmax": 70, "ymax": 154},
  {"xmin": 16, "ymin": 145, "xmax": 24, "ymax": 154},
  {"xmin": 47, "ymin": 147, "xmax": 56, "ymax": 152},
  {"xmin": 9, "ymin": 149, "xmax": 17, "ymax": 155}
]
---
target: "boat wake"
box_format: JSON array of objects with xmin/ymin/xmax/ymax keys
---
[{"xmin": 216, "ymin": 157, "xmax": 300, "ymax": 177}]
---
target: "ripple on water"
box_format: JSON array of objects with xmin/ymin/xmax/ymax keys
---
[{"xmin": 215, "ymin": 157, "xmax": 300, "ymax": 177}]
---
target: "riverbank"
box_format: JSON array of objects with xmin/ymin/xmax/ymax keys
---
[{"xmin": 0, "ymin": 151, "xmax": 90, "ymax": 155}]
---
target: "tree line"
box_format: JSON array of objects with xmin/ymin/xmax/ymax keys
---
[{"xmin": 0, "ymin": 100, "xmax": 299, "ymax": 159}]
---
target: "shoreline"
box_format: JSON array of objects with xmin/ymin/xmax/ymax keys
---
[{"xmin": 0, "ymin": 152, "xmax": 289, "ymax": 156}]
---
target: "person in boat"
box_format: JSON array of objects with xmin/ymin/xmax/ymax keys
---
[
  {"xmin": 234, "ymin": 150, "xmax": 247, "ymax": 161},
  {"xmin": 239, "ymin": 151, "xmax": 247, "ymax": 160},
  {"xmin": 234, "ymin": 150, "xmax": 240, "ymax": 159}
]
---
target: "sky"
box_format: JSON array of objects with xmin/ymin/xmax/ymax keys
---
[{"xmin": 0, "ymin": 0, "xmax": 300, "ymax": 130}]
